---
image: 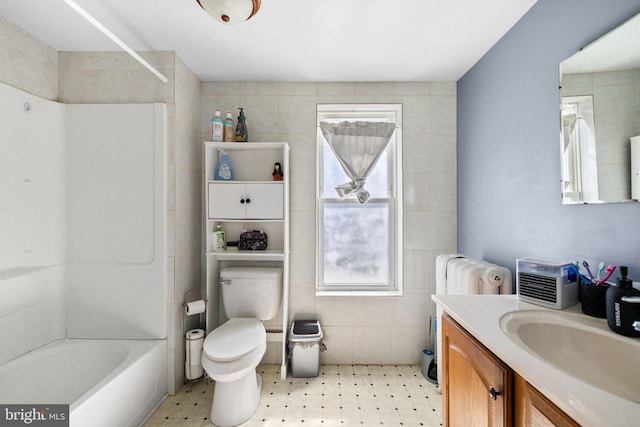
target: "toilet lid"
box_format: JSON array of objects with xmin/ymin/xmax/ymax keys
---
[{"xmin": 204, "ymin": 318, "xmax": 265, "ymax": 362}]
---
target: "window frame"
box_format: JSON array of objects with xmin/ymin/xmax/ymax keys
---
[{"xmin": 316, "ymin": 104, "xmax": 403, "ymax": 296}]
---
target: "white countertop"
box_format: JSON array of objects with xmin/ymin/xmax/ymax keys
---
[{"xmin": 432, "ymin": 294, "xmax": 640, "ymax": 426}]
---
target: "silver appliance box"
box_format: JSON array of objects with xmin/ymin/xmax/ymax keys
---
[{"xmin": 516, "ymin": 258, "xmax": 579, "ymax": 309}]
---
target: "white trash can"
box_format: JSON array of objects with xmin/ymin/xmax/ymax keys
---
[{"xmin": 288, "ymin": 320, "xmax": 326, "ymax": 378}]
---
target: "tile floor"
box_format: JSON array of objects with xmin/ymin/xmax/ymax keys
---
[{"xmin": 143, "ymin": 364, "xmax": 442, "ymax": 427}]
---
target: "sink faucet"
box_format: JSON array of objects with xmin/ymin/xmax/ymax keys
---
[{"xmin": 621, "ymin": 296, "xmax": 640, "ymax": 332}]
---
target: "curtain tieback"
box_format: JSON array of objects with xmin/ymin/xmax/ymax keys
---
[{"xmin": 335, "ymin": 179, "xmax": 370, "ymax": 203}]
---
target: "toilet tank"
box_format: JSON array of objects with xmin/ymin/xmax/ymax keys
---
[{"xmin": 220, "ymin": 267, "xmax": 283, "ymax": 320}]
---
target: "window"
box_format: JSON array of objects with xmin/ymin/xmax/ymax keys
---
[{"xmin": 316, "ymin": 104, "xmax": 403, "ymax": 295}]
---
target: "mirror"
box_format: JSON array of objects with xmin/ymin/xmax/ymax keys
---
[{"xmin": 559, "ymin": 12, "xmax": 640, "ymax": 204}]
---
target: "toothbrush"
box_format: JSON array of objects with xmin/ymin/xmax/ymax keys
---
[
  {"xmin": 571, "ymin": 262, "xmax": 591, "ymax": 284},
  {"xmin": 597, "ymin": 265, "xmax": 616, "ymax": 286},
  {"xmin": 583, "ymin": 261, "xmax": 595, "ymax": 280},
  {"xmin": 596, "ymin": 261, "xmax": 605, "ymax": 281}
]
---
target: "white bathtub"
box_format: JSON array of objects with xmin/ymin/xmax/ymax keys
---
[{"xmin": 0, "ymin": 339, "xmax": 167, "ymax": 427}]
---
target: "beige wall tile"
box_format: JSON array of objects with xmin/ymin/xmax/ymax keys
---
[
  {"xmin": 394, "ymin": 82, "xmax": 431, "ymax": 96},
  {"xmin": 403, "ymin": 250, "xmax": 431, "ymax": 290},
  {"xmin": 431, "ymin": 81, "xmax": 456, "ymax": 96},
  {"xmin": 316, "ymin": 297, "xmax": 353, "ymax": 327},
  {"xmin": 403, "ymin": 134, "xmax": 431, "ymax": 174},
  {"xmin": 391, "ymin": 325, "xmax": 426, "ymax": 363},
  {"xmin": 278, "ymin": 95, "xmax": 317, "ymax": 134},
  {"xmin": 431, "ymin": 95, "xmax": 456, "ymax": 134},
  {"xmin": 404, "ymin": 211, "xmax": 431, "ymax": 251},
  {"xmin": 0, "ymin": 19, "xmax": 58, "ymax": 100},
  {"xmin": 289, "ymin": 249, "xmax": 316, "ymax": 288},
  {"xmin": 289, "ymin": 172, "xmax": 315, "ymax": 212},
  {"xmin": 201, "ymin": 79, "xmax": 456, "ymax": 366},
  {"xmin": 282, "ymin": 134, "xmax": 316, "ymax": 173},
  {"xmin": 351, "ymin": 297, "xmax": 393, "ymax": 327},
  {"xmin": 352, "ymin": 326, "xmax": 392, "ymax": 363},
  {"xmin": 241, "ymin": 81, "xmax": 278, "ymax": 95},
  {"xmin": 356, "ymin": 82, "xmax": 394, "ymax": 96},
  {"xmin": 279, "ymin": 82, "xmax": 316, "ymax": 96},
  {"xmin": 320, "ymin": 326, "xmax": 353, "ymax": 364},
  {"xmin": 317, "ymin": 82, "xmax": 355, "ymax": 97},
  {"xmin": 430, "ymin": 212, "xmax": 457, "ymax": 250},
  {"xmin": 430, "ymin": 173, "xmax": 457, "ymax": 212},
  {"xmin": 239, "ymin": 95, "xmax": 279, "ymax": 134},
  {"xmin": 404, "ymin": 173, "xmax": 432, "ymax": 212}
]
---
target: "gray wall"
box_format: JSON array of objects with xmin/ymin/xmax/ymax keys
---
[{"xmin": 457, "ymin": 0, "xmax": 640, "ymax": 278}]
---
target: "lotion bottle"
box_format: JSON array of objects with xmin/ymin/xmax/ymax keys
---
[
  {"xmin": 223, "ymin": 111, "xmax": 235, "ymax": 142},
  {"xmin": 606, "ymin": 266, "xmax": 640, "ymax": 337},
  {"xmin": 211, "ymin": 110, "xmax": 223, "ymax": 142},
  {"xmin": 212, "ymin": 225, "xmax": 225, "ymax": 251}
]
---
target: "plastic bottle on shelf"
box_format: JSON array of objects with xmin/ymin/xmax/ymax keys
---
[
  {"xmin": 235, "ymin": 107, "xmax": 248, "ymax": 142},
  {"xmin": 211, "ymin": 110, "xmax": 223, "ymax": 142},
  {"xmin": 214, "ymin": 150, "xmax": 233, "ymax": 181},
  {"xmin": 223, "ymin": 112, "xmax": 235, "ymax": 142},
  {"xmin": 212, "ymin": 225, "xmax": 225, "ymax": 251}
]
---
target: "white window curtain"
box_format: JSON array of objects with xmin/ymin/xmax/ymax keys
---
[{"xmin": 319, "ymin": 121, "xmax": 396, "ymax": 203}]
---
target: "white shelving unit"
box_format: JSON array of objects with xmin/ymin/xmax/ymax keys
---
[{"xmin": 204, "ymin": 142, "xmax": 290, "ymax": 379}]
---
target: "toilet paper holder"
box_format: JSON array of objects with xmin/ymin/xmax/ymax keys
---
[
  {"xmin": 183, "ymin": 290, "xmax": 207, "ymax": 383},
  {"xmin": 182, "ymin": 289, "xmax": 207, "ymax": 333}
]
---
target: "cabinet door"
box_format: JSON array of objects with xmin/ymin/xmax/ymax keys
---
[
  {"xmin": 442, "ymin": 314, "xmax": 512, "ymax": 427},
  {"xmin": 208, "ymin": 183, "xmax": 246, "ymax": 219},
  {"xmin": 245, "ymin": 183, "xmax": 283, "ymax": 219},
  {"xmin": 514, "ymin": 374, "xmax": 579, "ymax": 427},
  {"xmin": 208, "ymin": 182, "xmax": 284, "ymax": 219}
]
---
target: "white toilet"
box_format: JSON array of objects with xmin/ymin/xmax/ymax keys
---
[{"xmin": 202, "ymin": 267, "xmax": 283, "ymax": 427}]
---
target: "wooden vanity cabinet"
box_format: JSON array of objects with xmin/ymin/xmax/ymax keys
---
[
  {"xmin": 442, "ymin": 313, "xmax": 579, "ymax": 427},
  {"xmin": 442, "ymin": 313, "xmax": 513, "ymax": 426},
  {"xmin": 514, "ymin": 375, "xmax": 580, "ymax": 427}
]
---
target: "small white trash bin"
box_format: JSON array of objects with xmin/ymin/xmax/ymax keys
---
[{"xmin": 288, "ymin": 320, "xmax": 326, "ymax": 378}]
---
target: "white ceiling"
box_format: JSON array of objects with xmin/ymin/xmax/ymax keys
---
[{"xmin": 0, "ymin": 0, "xmax": 539, "ymax": 82}]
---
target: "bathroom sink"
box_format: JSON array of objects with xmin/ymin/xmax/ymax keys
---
[{"xmin": 499, "ymin": 310, "xmax": 640, "ymax": 403}]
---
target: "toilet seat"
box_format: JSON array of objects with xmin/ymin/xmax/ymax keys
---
[{"xmin": 204, "ymin": 318, "xmax": 265, "ymax": 362}]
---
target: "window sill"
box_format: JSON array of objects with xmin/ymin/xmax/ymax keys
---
[{"xmin": 315, "ymin": 289, "xmax": 403, "ymax": 297}]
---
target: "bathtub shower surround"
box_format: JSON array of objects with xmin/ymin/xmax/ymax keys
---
[
  {"xmin": 65, "ymin": 102, "xmax": 167, "ymax": 339},
  {"xmin": 0, "ymin": 82, "xmax": 168, "ymax": 426},
  {"xmin": 0, "ymin": 83, "xmax": 68, "ymax": 364}
]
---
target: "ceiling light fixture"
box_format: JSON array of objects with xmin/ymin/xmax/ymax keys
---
[
  {"xmin": 63, "ymin": 0, "xmax": 168, "ymax": 83},
  {"xmin": 196, "ymin": 0, "xmax": 261, "ymax": 24}
]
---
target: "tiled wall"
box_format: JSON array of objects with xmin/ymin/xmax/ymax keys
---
[
  {"xmin": 171, "ymin": 57, "xmax": 204, "ymax": 390},
  {"xmin": 58, "ymin": 51, "xmax": 202, "ymax": 394},
  {"xmin": 202, "ymin": 82, "xmax": 457, "ymax": 364},
  {"xmin": 0, "ymin": 15, "xmax": 57, "ymax": 100},
  {"xmin": 562, "ymin": 70, "xmax": 640, "ymax": 201}
]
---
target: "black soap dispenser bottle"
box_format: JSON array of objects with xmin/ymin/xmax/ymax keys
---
[
  {"xmin": 235, "ymin": 107, "xmax": 248, "ymax": 142},
  {"xmin": 606, "ymin": 266, "xmax": 640, "ymax": 337}
]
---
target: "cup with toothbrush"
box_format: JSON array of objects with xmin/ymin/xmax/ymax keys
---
[{"xmin": 577, "ymin": 260, "xmax": 615, "ymax": 318}]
